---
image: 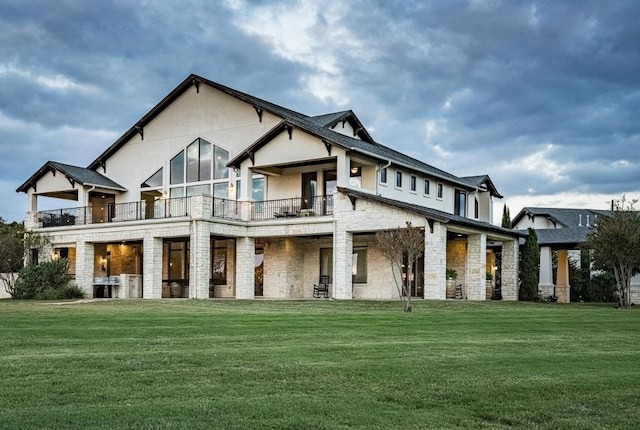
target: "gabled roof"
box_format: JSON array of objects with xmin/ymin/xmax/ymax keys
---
[
  {"xmin": 16, "ymin": 161, "xmax": 126, "ymax": 193},
  {"xmin": 461, "ymin": 175, "xmax": 503, "ymax": 198},
  {"xmin": 79, "ymin": 73, "xmax": 489, "ymax": 194},
  {"xmin": 87, "ymin": 74, "xmax": 318, "ymax": 171},
  {"xmin": 228, "ymin": 113, "xmax": 478, "ymax": 191},
  {"xmin": 512, "ymin": 207, "xmax": 611, "ymax": 228},
  {"xmin": 337, "ymin": 187, "xmax": 525, "ymax": 239},
  {"xmin": 307, "ymin": 110, "xmax": 374, "ymax": 142}
]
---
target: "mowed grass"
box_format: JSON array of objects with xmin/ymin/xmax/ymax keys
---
[{"xmin": 0, "ymin": 299, "xmax": 638, "ymax": 429}]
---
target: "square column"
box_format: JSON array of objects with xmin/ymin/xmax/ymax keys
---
[
  {"xmin": 333, "ymin": 229, "xmax": 353, "ymax": 300},
  {"xmin": 424, "ymin": 222, "xmax": 447, "ymax": 300},
  {"xmin": 75, "ymin": 240, "xmax": 94, "ymax": 297},
  {"xmin": 235, "ymin": 237, "xmax": 255, "ymax": 299},
  {"xmin": 501, "ymin": 239, "xmax": 519, "ymax": 301},
  {"xmin": 189, "ymin": 220, "xmax": 211, "ymax": 299},
  {"xmin": 556, "ymin": 249, "xmax": 570, "ymax": 303},
  {"xmin": 538, "ymin": 246, "xmax": 554, "ymax": 297},
  {"xmin": 143, "ymin": 235, "xmax": 163, "ymax": 299},
  {"xmin": 466, "ymin": 233, "xmax": 487, "ymax": 300}
]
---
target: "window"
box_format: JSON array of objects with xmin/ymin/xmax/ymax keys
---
[
  {"xmin": 211, "ymin": 239, "xmax": 228, "ymax": 285},
  {"xmin": 170, "ymin": 151, "xmax": 185, "ymax": 184},
  {"xmin": 352, "ymin": 248, "xmax": 367, "ymax": 283},
  {"xmin": 424, "ymin": 179, "xmax": 430, "ymax": 195},
  {"xmin": 437, "ymin": 183, "xmax": 443, "ymax": 199},
  {"xmin": 474, "ymin": 198, "xmax": 479, "ymax": 219},
  {"xmin": 396, "ymin": 171, "xmax": 403, "ymax": 188},
  {"xmin": 410, "ymin": 175, "xmax": 417, "ymax": 192},
  {"xmin": 380, "ymin": 167, "xmax": 387, "ymax": 184},
  {"xmin": 169, "ymin": 139, "xmax": 230, "ymax": 197},
  {"xmin": 214, "ymin": 146, "xmax": 229, "ymax": 180},
  {"xmin": 187, "ymin": 139, "xmax": 212, "ymax": 182},
  {"xmin": 454, "ymin": 189, "xmax": 467, "ymax": 217},
  {"xmin": 142, "ymin": 168, "xmax": 163, "ymax": 188},
  {"xmin": 186, "ymin": 184, "xmax": 211, "ymax": 197}
]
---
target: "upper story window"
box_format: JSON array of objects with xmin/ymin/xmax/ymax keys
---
[
  {"xmin": 142, "ymin": 168, "xmax": 163, "ymax": 188},
  {"xmin": 380, "ymin": 167, "xmax": 387, "ymax": 184},
  {"xmin": 410, "ymin": 175, "xmax": 417, "ymax": 192},
  {"xmin": 424, "ymin": 179, "xmax": 430, "ymax": 195},
  {"xmin": 454, "ymin": 189, "xmax": 467, "ymax": 217},
  {"xmin": 436, "ymin": 183, "xmax": 443, "ymax": 199},
  {"xmin": 169, "ymin": 138, "xmax": 230, "ymax": 197},
  {"xmin": 474, "ymin": 198, "xmax": 479, "ymax": 219},
  {"xmin": 396, "ymin": 171, "xmax": 403, "ymax": 188}
]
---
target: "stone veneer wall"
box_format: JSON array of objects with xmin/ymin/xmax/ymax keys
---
[{"xmin": 446, "ymin": 239, "xmax": 467, "ymax": 290}]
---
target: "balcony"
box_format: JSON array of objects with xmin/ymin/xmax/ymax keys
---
[{"xmin": 33, "ymin": 195, "xmax": 333, "ymax": 228}]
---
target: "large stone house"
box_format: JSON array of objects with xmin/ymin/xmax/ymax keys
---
[{"xmin": 17, "ymin": 74, "xmax": 523, "ymax": 300}]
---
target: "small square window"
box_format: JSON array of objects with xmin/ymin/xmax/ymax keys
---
[
  {"xmin": 380, "ymin": 168, "xmax": 387, "ymax": 184},
  {"xmin": 396, "ymin": 171, "xmax": 403, "ymax": 188}
]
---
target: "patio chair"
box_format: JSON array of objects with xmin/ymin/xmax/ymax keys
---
[{"xmin": 313, "ymin": 275, "xmax": 330, "ymax": 298}]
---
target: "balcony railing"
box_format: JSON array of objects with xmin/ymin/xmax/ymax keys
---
[
  {"xmin": 250, "ymin": 195, "xmax": 333, "ymax": 221},
  {"xmin": 36, "ymin": 195, "xmax": 334, "ymax": 228}
]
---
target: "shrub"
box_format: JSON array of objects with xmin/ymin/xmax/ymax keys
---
[{"xmin": 14, "ymin": 259, "xmax": 74, "ymax": 300}]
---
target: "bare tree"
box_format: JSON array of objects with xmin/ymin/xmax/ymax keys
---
[
  {"xmin": 375, "ymin": 222, "xmax": 424, "ymax": 312},
  {"xmin": 585, "ymin": 196, "xmax": 640, "ymax": 308}
]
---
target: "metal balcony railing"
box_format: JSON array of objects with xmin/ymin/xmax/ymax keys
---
[
  {"xmin": 36, "ymin": 194, "xmax": 334, "ymax": 228},
  {"xmin": 250, "ymin": 195, "xmax": 333, "ymax": 220}
]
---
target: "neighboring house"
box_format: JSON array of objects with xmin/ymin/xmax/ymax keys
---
[
  {"xmin": 17, "ymin": 74, "xmax": 523, "ymax": 301},
  {"xmin": 512, "ymin": 207, "xmax": 640, "ymax": 303}
]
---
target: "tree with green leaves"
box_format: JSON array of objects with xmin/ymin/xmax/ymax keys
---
[
  {"xmin": 375, "ymin": 222, "xmax": 424, "ymax": 312},
  {"xmin": 519, "ymin": 228, "xmax": 540, "ymax": 301},
  {"xmin": 0, "ymin": 220, "xmax": 50, "ymax": 298},
  {"xmin": 585, "ymin": 196, "xmax": 640, "ymax": 308},
  {"xmin": 501, "ymin": 205, "xmax": 512, "ymax": 228}
]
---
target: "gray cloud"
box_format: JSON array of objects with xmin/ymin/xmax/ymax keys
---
[{"xmin": 1, "ymin": 0, "xmax": 639, "ymax": 222}]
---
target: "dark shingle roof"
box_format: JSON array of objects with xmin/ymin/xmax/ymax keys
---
[
  {"xmin": 513, "ymin": 207, "xmax": 611, "ymax": 228},
  {"xmin": 337, "ymin": 187, "xmax": 525, "ymax": 239},
  {"xmin": 16, "ymin": 161, "xmax": 126, "ymax": 193},
  {"xmin": 535, "ymin": 228, "xmax": 592, "ymax": 248}
]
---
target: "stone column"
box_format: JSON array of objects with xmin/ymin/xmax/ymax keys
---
[
  {"xmin": 538, "ymin": 246, "xmax": 554, "ymax": 297},
  {"xmin": 75, "ymin": 240, "xmax": 94, "ymax": 297},
  {"xmin": 465, "ymin": 233, "xmax": 487, "ymax": 300},
  {"xmin": 501, "ymin": 239, "xmax": 519, "ymax": 301},
  {"xmin": 143, "ymin": 235, "xmax": 163, "ymax": 299},
  {"xmin": 424, "ymin": 222, "xmax": 447, "ymax": 300},
  {"xmin": 333, "ymin": 229, "xmax": 353, "ymax": 299},
  {"xmin": 556, "ymin": 249, "xmax": 570, "ymax": 303},
  {"xmin": 189, "ymin": 220, "xmax": 211, "ymax": 299},
  {"xmin": 235, "ymin": 237, "xmax": 255, "ymax": 299}
]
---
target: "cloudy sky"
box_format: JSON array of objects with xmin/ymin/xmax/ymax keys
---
[{"xmin": 1, "ymin": 0, "xmax": 639, "ymax": 223}]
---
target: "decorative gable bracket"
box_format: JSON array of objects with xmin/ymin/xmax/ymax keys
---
[
  {"xmin": 348, "ymin": 194, "xmax": 357, "ymax": 210},
  {"xmin": 134, "ymin": 125, "xmax": 144, "ymax": 141},
  {"xmin": 254, "ymin": 106, "xmax": 263, "ymax": 123},
  {"xmin": 322, "ymin": 139, "xmax": 332, "ymax": 156},
  {"xmin": 285, "ymin": 124, "xmax": 293, "ymax": 140}
]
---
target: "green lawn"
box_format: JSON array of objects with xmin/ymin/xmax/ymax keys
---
[{"xmin": 0, "ymin": 299, "xmax": 638, "ymax": 430}]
